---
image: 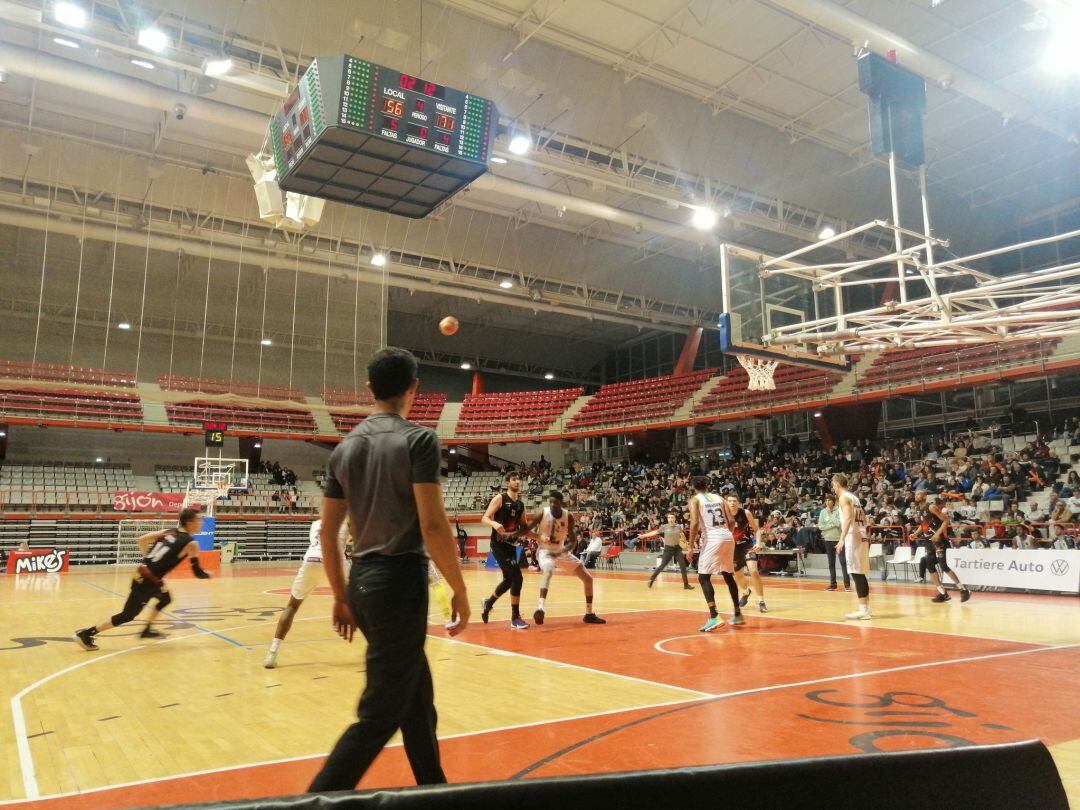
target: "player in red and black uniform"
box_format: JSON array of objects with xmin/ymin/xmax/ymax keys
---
[
  {"xmin": 480, "ymin": 472, "xmax": 529, "ymax": 629},
  {"xmin": 914, "ymin": 491, "xmax": 971, "ymax": 603},
  {"xmin": 73, "ymin": 507, "xmax": 211, "ymax": 650},
  {"xmin": 726, "ymin": 492, "xmax": 767, "ymax": 613}
]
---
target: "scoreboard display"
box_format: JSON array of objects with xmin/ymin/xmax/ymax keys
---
[
  {"xmin": 269, "ymin": 56, "xmax": 498, "ymax": 219},
  {"xmin": 203, "ymin": 421, "xmax": 227, "ymax": 448}
]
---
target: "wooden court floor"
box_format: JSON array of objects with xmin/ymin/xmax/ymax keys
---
[{"xmin": 1, "ymin": 562, "xmax": 1078, "ymax": 808}]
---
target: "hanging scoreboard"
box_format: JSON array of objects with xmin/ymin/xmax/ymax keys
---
[{"xmin": 268, "ymin": 56, "xmax": 498, "ymax": 219}]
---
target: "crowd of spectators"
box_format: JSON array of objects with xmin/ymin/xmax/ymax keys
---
[{"xmin": 501, "ymin": 419, "xmax": 1080, "ymax": 555}]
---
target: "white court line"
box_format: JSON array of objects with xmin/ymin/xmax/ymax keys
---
[
  {"xmin": 6, "ymin": 619, "xmax": 1078, "ymax": 805},
  {"xmin": 654, "ymin": 631, "xmax": 850, "ymax": 657},
  {"xmin": 9, "ymin": 614, "xmax": 330, "ymax": 800}
]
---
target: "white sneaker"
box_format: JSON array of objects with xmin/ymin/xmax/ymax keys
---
[
  {"xmin": 263, "ymin": 650, "xmax": 278, "ymax": 669},
  {"xmin": 845, "ymin": 608, "xmax": 872, "ymax": 621}
]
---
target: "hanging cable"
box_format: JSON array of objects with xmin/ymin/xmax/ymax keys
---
[
  {"xmin": 30, "ymin": 145, "xmax": 58, "ymax": 367},
  {"xmin": 101, "ymin": 135, "xmax": 124, "ymax": 370},
  {"xmin": 287, "ymin": 247, "xmax": 300, "ymax": 390},
  {"xmin": 227, "ymin": 227, "xmax": 245, "ymax": 385},
  {"xmin": 68, "ymin": 139, "xmax": 90, "ymax": 369},
  {"xmin": 257, "ymin": 244, "xmax": 270, "ymax": 396},
  {"xmin": 132, "ymin": 181, "xmax": 154, "ymax": 381}
]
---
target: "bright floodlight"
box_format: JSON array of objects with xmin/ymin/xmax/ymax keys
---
[
  {"xmin": 460, "ymin": 362, "xmax": 472, "ymax": 370},
  {"xmin": 370, "ymin": 252, "xmax": 387, "ymax": 267},
  {"xmin": 52, "ymin": 36, "xmax": 79, "ymax": 48},
  {"xmin": 508, "ymin": 134, "xmax": 531, "ymax": 155},
  {"xmin": 204, "ymin": 57, "xmax": 233, "ymax": 77},
  {"xmin": 813, "ymin": 411, "xmax": 823, "ymax": 417},
  {"xmin": 544, "ymin": 372, "xmax": 554, "ymax": 380},
  {"xmin": 117, "ymin": 321, "xmax": 131, "ymax": 330},
  {"xmin": 690, "ymin": 206, "xmax": 718, "ymax": 231},
  {"xmin": 95, "ymin": 457, "xmax": 104, "ymax": 463},
  {"xmin": 54, "ymin": 2, "xmax": 88, "ymax": 27},
  {"xmin": 1044, "ymin": 34, "xmax": 1080, "ymax": 74},
  {"xmin": 137, "ymin": 27, "xmax": 169, "ymax": 52},
  {"xmin": 499, "ymin": 279, "xmax": 513, "ymax": 289},
  {"xmin": 260, "ymin": 338, "xmax": 272, "ymax": 346},
  {"xmin": 130, "ymin": 59, "xmax": 155, "ymax": 69},
  {"xmin": 490, "ymin": 156, "xmax": 508, "ymax": 164},
  {"xmin": 818, "ymin": 226, "xmax": 837, "ymax": 239}
]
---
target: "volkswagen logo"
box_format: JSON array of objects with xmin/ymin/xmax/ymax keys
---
[{"xmin": 1050, "ymin": 559, "xmax": 1070, "ymax": 577}]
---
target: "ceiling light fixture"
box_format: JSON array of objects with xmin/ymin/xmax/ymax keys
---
[
  {"xmin": 370, "ymin": 252, "xmax": 387, "ymax": 267},
  {"xmin": 813, "ymin": 411, "xmax": 823, "ymax": 417},
  {"xmin": 0, "ymin": 431, "xmax": 6, "ymax": 438},
  {"xmin": 818, "ymin": 226, "xmax": 837, "ymax": 240},
  {"xmin": 130, "ymin": 58, "xmax": 155, "ymax": 69},
  {"xmin": 460, "ymin": 362, "xmax": 472, "ymax": 370},
  {"xmin": 204, "ymin": 57, "xmax": 233, "ymax": 77},
  {"xmin": 117, "ymin": 321, "xmax": 131, "ymax": 330},
  {"xmin": 137, "ymin": 27, "xmax": 169, "ymax": 52},
  {"xmin": 95, "ymin": 457, "xmax": 104, "ymax": 463},
  {"xmin": 690, "ymin": 206, "xmax": 718, "ymax": 231},
  {"xmin": 449, "ymin": 448, "xmax": 457, "ymax": 454},
  {"xmin": 499, "ymin": 279, "xmax": 513, "ymax": 289},
  {"xmin": 490, "ymin": 156, "xmax": 508, "ymax": 164},
  {"xmin": 54, "ymin": 1, "xmax": 88, "ymax": 27},
  {"xmin": 508, "ymin": 134, "xmax": 531, "ymax": 155},
  {"xmin": 52, "ymin": 36, "xmax": 80, "ymax": 48},
  {"xmin": 253, "ymin": 441, "xmax": 262, "ymax": 448},
  {"xmin": 260, "ymin": 338, "xmax": 272, "ymax": 346},
  {"xmin": 626, "ymin": 440, "xmax": 634, "ymax": 446},
  {"xmin": 544, "ymin": 372, "xmax": 554, "ymax": 380}
]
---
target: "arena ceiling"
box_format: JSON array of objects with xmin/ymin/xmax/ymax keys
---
[{"xmin": 0, "ymin": 0, "xmax": 1077, "ymax": 384}]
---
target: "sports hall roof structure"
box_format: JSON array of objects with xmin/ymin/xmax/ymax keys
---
[{"xmin": 0, "ymin": 0, "xmax": 1076, "ymax": 383}]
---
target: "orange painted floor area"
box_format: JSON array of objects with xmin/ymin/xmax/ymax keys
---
[{"xmin": 6, "ymin": 600, "xmax": 1078, "ymax": 809}]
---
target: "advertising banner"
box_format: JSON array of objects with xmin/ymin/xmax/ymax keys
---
[
  {"xmin": 112, "ymin": 492, "xmax": 186, "ymax": 512},
  {"xmin": 948, "ymin": 548, "xmax": 1079, "ymax": 594},
  {"xmin": 6, "ymin": 549, "xmax": 70, "ymax": 574}
]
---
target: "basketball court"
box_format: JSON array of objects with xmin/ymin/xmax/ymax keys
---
[{"xmin": 2, "ymin": 565, "xmax": 1078, "ymax": 807}]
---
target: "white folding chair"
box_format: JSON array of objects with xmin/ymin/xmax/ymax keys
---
[
  {"xmin": 884, "ymin": 545, "xmax": 912, "ymax": 580},
  {"xmin": 910, "ymin": 546, "xmax": 927, "ymax": 580},
  {"xmin": 868, "ymin": 543, "xmax": 884, "ymax": 574}
]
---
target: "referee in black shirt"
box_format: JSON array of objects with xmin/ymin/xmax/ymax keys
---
[{"xmin": 309, "ymin": 347, "xmax": 470, "ymax": 792}]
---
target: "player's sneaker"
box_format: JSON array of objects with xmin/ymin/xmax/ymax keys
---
[
  {"xmin": 583, "ymin": 613, "xmax": 606, "ymax": 624},
  {"xmin": 845, "ymin": 607, "xmax": 872, "ymax": 620},
  {"xmin": 510, "ymin": 617, "xmax": 529, "ymax": 630},
  {"xmin": 700, "ymin": 616, "xmax": 723, "ymax": 632},
  {"xmin": 533, "ymin": 608, "xmax": 545, "ymax": 625},
  {"xmin": 480, "ymin": 597, "xmax": 494, "ymax": 624},
  {"xmin": 262, "ymin": 650, "xmax": 278, "ymax": 669},
  {"xmin": 960, "ymin": 588, "xmax": 972, "ymax": 603},
  {"xmin": 683, "ymin": 584, "xmax": 695, "ymax": 590},
  {"xmin": 140, "ymin": 627, "xmax": 166, "ymax": 639},
  {"xmin": 758, "ymin": 600, "xmax": 768, "ymax": 613},
  {"xmin": 738, "ymin": 590, "xmax": 751, "ymax": 608},
  {"xmin": 931, "ymin": 592, "xmax": 951, "ymax": 603},
  {"xmin": 73, "ymin": 628, "xmax": 98, "ymax": 651},
  {"xmin": 824, "ymin": 585, "xmax": 838, "ymax": 591},
  {"xmin": 727, "ymin": 614, "xmax": 746, "ymax": 626}
]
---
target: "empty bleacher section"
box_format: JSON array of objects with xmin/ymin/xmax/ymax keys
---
[
  {"xmin": 694, "ymin": 365, "xmax": 844, "ymax": 415},
  {"xmin": 456, "ymin": 388, "xmax": 584, "ymax": 435},
  {"xmin": 0, "ymin": 388, "xmax": 143, "ymax": 424},
  {"xmin": 0, "ymin": 360, "xmax": 137, "ymax": 387},
  {"xmin": 442, "ymin": 471, "xmax": 505, "ymax": 513},
  {"xmin": 322, "ymin": 389, "xmax": 376, "ymax": 407},
  {"xmin": 569, "ymin": 370, "xmax": 714, "ymax": 428},
  {"xmin": 0, "ymin": 463, "xmax": 135, "ymax": 512},
  {"xmin": 330, "ymin": 392, "xmax": 447, "ymax": 433},
  {"xmin": 159, "ymin": 375, "xmax": 305, "ymax": 402},
  {"xmin": 155, "ymin": 467, "xmax": 318, "ymax": 514},
  {"xmin": 165, "ymin": 401, "xmax": 316, "ymax": 433},
  {"xmin": 857, "ymin": 340, "xmax": 1059, "ymax": 390}
]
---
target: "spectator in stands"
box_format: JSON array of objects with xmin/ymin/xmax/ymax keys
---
[{"xmin": 582, "ymin": 533, "xmax": 604, "ymax": 569}]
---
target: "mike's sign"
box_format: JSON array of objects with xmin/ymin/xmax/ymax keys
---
[
  {"xmin": 112, "ymin": 491, "xmax": 186, "ymax": 512},
  {"xmin": 6, "ymin": 549, "xmax": 70, "ymax": 574}
]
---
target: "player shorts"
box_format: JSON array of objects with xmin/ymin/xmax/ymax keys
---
[
  {"xmin": 697, "ymin": 530, "xmax": 735, "ymax": 575},
  {"xmin": 290, "ymin": 560, "xmax": 325, "ymax": 600},
  {"xmin": 537, "ymin": 548, "xmax": 582, "ymax": 573},
  {"xmin": 734, "ymin": 541, "xmax": 758, "ymax": 570},
  {"xmin": 844, "ymin": 534, "xmax": 870, "ymax": 575}
]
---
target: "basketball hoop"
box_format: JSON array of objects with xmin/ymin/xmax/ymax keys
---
[
  {"xmin": 737, "ymin": 354, "xmax": 779, "ymax": 391},
  {"xmin": 183, "ymin": 483, "xmax": 230, "ymax": 516}
]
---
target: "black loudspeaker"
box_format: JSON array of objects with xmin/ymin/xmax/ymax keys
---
[
  {"xmin": 858, "ymin": 52, "xmax": 927, "ymax": 168},
  {"xmin": 177, "ymin": 741, "xmax": 1068, "ymax": 810}
]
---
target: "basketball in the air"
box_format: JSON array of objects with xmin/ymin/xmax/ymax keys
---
[{"xmin": 439, "ymin": 316, "xmax": 459, "ymax": 336}]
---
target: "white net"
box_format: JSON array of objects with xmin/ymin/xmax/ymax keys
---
[
  {"xmin": 183, "ymin": 483, "xmax": 229, "ymax": 517},
  {"xmin": 737, "ymin": 354, "xmax": 779, "ymax": 391},
  {"xmin": 116, "ymin": 519, "xmax": 170, "ymax": 564}
]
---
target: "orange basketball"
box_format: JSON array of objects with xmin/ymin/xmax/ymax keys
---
[{"xmin": 439, "ymin": 316, "xmax": 459, "ymax": 336}]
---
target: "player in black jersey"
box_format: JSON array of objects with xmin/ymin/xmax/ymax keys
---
[
  {"xmin": 73, "ymin": 508, "xmax": 211, "ymax": 650},
  {"xmin": 480, "ymin": 472, "xmax": 529, "ymax": 629},
  {"xmin": 914, "ymin": 491, "xmax": 971, "ymax": 603},
  {"xmin": 725, "ymin": 492, "xmax": 768, "ymax": 613}
]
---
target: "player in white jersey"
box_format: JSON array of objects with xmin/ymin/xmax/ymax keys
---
[
  {"xmin": 688, "ymin": 477, "xmax": 743, "ymax": 632},
  {"xmin": 263, "ymin": 517, "xmax": 350, "ymax": 668},
  {"xmin": 522, "ymin": 491, "xmax": 606, "ymax": 626},
  {"xmin": 832, "ymin": 473, "xmax": 872, "ymax": 620}
]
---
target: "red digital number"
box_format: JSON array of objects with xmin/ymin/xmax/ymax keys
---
[
  {"xmin": 423, "ymin": 81, "xmax": 437, "ymax": 96},
  {"xmin": 416, "ymin": 100, "xmax": 425, "ymax": 111},
  {"xmin": 420, "ymin": 127, "xmax": 428, "ymax": 138},
  {"xmin": 399, "ymin": 74, "xmax": 417, "ymax": 90},
  {"xmin": 386, "ymin": 118, "xmax": 398, "ymax": 131},
  {"xmin": 435, "ymin": 113, "xmax": 455, "ymax": 131}
]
